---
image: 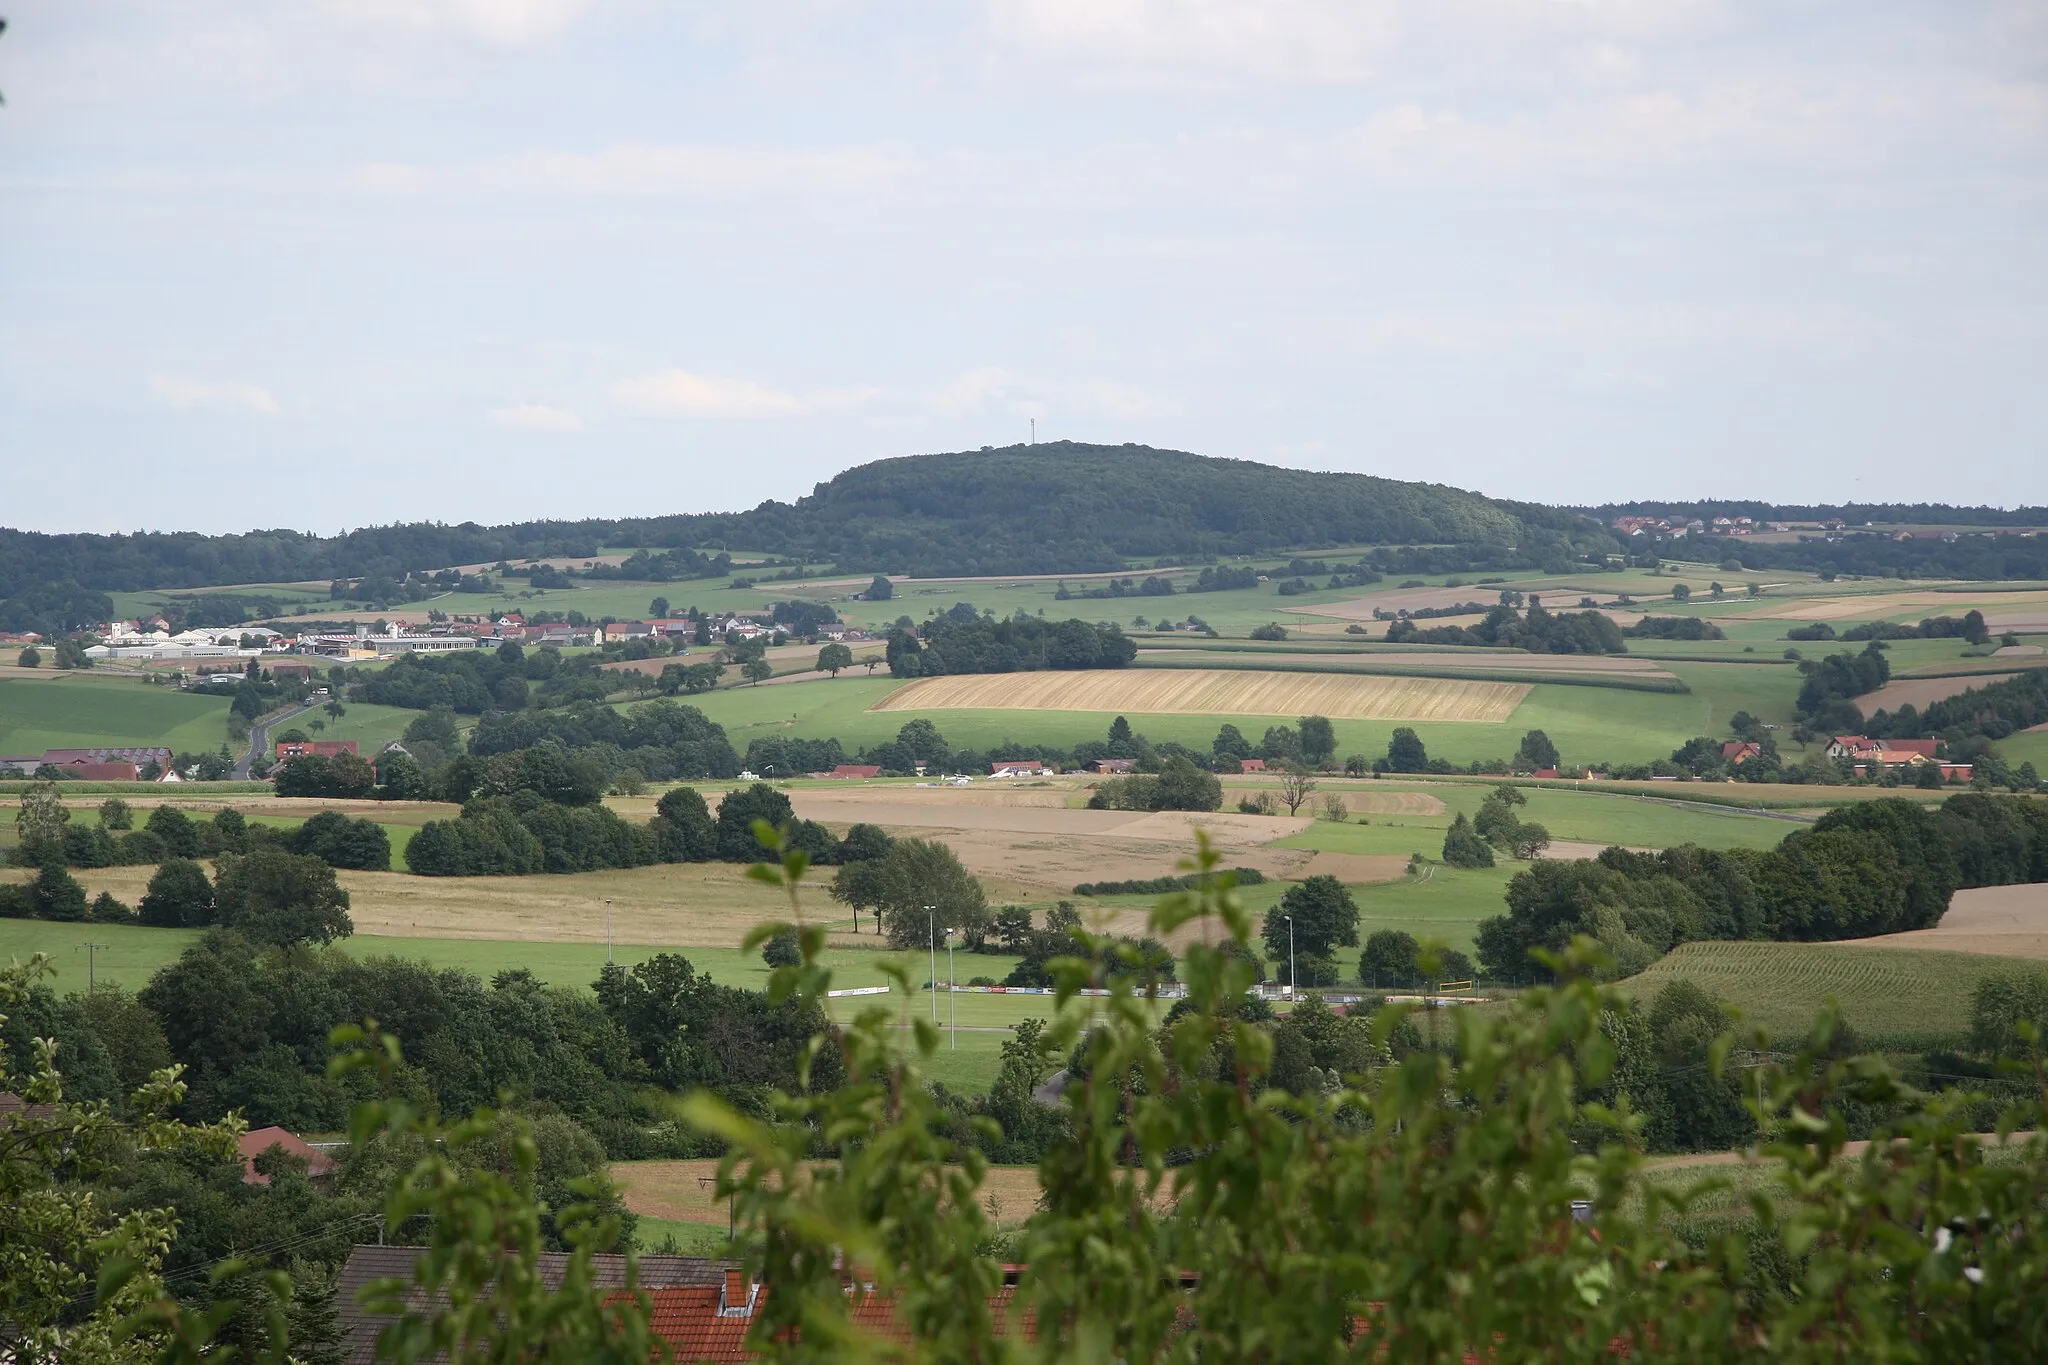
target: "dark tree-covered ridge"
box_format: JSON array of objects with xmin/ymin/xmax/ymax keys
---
[{"xmin": 0, "ymin": 443, "xmax": 1530, "ymax": 598}]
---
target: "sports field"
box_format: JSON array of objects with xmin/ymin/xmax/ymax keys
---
[{"xmin": 873, "ymin": 669, "xmax": 1531, "ymax": 723}]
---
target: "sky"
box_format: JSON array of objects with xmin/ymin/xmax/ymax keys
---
[{"xmin": 1, "ymin": 1, "xmax": 2044, "ymax": 535}]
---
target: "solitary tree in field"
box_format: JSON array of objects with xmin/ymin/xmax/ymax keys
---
[
  {"xmin": 1671, "ymin": 583, "xmax": 1691, "ymax": 602},
  {"xmin": 1278, "ymin": 763, "xmax": 1318, "ymax": 816},
  {"xmin": 816, "ymin": 642, "xmax": 854, "ymax": 677},
  {"xmin": 1386, "ymin": 727, "xmax": 1428, "ymax": 773},
  {"xmin": 1262, "ymin": 874, "xmax": 1358, "ymax": 962},
  {"xmin": 866, "ymin": 574, "xmax": 894, "ymax": 601},
  {"xmin": 1515, "ymin": 729, "xmax": 1560, "ymax": 771},
  {"xmin": 1298, "ymin": 714, "xmax": 1336, "ymax": 767},
  {"xmin": 17, "ymin": 646, "xmax": 39, "ymax": 667},
  {"xmin": 649, "ymin": 596, "xmax": 669, "ymax": 619},
  {"xmin": 324, "ymin": 699, "xmax": 346, "ymax": 721},
  {"xmin": 743, "ymin": 658, "xmax": 774, "ymax": 686}
]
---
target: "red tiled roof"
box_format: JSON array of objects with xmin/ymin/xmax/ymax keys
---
[
  {"xmin": 990, "ymin": 760, "xmax": 1049, "ymax": 774},
  {"xmin": 276, "ymin": 740, "xmax": 360, "ymax": 758},
  {"xmin": 62, "ymin": 761, "xmax": 141, "ymax": 781},
  {"xmin": 1239, "ymin": 758, "xmax": 1267, "ymax": 771},
  {"xmin": 0, "ymin": 1091, "xmax": 58, "ymax": 1123},
  {"xmin": 828, "ymin": 765, "xmax": 882, "ymax": 779},
  {"xmin": 1884, "ymin": 738, "xmax": 1938, "ymax": 758},
  {"xmin": 239, "ymin": 1126, "xmax": 340, "ymax": 1184},
  {"xmin": 643, "ymin": 1277, "xmax": 1030, "ymax": 1359},
  {"xmin": 335, "ymin": 1246, "xmax": 727, "ymax": 1365}
]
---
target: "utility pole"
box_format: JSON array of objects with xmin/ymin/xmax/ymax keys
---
[
  {"xmin": 606, "ymin": 899, "xmax": 613, "ymax": 964},
  {"xmin": 926, "ymin": 905, "xmax": 938, "ymax": 1021},
  {"xmin": 947, "ymin": 933, "xmax": 957, "ymax": 1050},
  {"xmin": 1285, "ymin": 915, "xmax": 1295, "ymax": 1004},
  {"xmin": 77, "ymin": 942, "xmax": 110, "ymax": 993}
]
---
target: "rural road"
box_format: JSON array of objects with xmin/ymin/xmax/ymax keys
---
[{"xmin": 236, "ymin": 701, "xmax": 316, "ymax": 780}]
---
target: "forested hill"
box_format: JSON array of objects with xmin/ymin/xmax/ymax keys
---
[
  {"xmin": 646, "ymin": 443, "xmax": 1531, "ymax": 575},
  {"xmin": 0, "ymin": 444, "xmax": 1555, "ymax": 605}
]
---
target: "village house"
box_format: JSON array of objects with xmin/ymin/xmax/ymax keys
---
[
  {"xmin": 274, "ymin": 739, "xmax": 360, "ymax": 760},
  {"xmin": 990, "ymin": 759, "xmax": 1052, "ymax": 778},
  {"xmin": 1720, "ymin": 741, "xmax": 1763, "ymax": 765},
  {"xmin": 823, "ymin": 764, "xmax": 883, "ymax": 780},
  {"xmin": 1089, "ymin": 758, "xmax": 1137, "ymax": 774},
  {"xmin": 238, "ymin": 1127, "xmax": 339, "ymax": 1185},
  {"xmin": 1238, "ymin": 757, "xmax": 1268, "ymax": 773}
]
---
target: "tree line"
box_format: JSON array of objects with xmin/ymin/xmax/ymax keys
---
[
  {"xmin": 885, "ymin": 604, "xmax": 1137, "ymax": 677},
  {"xmin": 1475, "ymin": 793, "xmax": 2048, "ymax": 980}
]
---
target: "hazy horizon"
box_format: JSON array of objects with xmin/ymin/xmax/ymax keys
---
[{"xmin": 3, "ymin": 1, "xmax": 2043, "ymax": 534}]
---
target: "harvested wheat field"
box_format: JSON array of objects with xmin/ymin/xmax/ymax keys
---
[
  {"xmin": 0, "ymin": 861, "xmax": 895, "ymax": 950},
  {"xmin": 785, "ymin": 788, "xmax": 1314, "ymax": 890},
  {"xmin": 612, "ymin": 1159, "xmax": 1047, "ymax": 1227},
  {"xmin": 1745, "ymin": 590, "xmax": 2048, "ymax": 623},
  {"xmin": 1859, "ymin": 674, "xmax": 2019, "ymax": 715},
  {"xmin": 1135, "ymin": 650, "xmax": 1670, "ymax": 675},
  {"xmin": 1847, "ymin": 883, "xmax": 2048, "ymax": 960},
  {"xmin": 873, "ymin": 669, "xmax": 1530, "ymax": 722}
]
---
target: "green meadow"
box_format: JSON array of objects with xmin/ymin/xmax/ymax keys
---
[
  {"xmin": 679, "ymin": 669, "xmax": 1786, "ymax": 769},
  {"xmin": 0, "ymin": 918, "xmax": 1025, "ymax": 999},
  {"xmin": 0, "ymin": 674, "xmax": 231, "ymax": 756},
  {"xmin": 268, "ymin": 699, "xmax": 433, "ymax": 756}
]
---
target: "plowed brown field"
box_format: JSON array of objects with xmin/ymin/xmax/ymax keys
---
[
  {"xmin": 1859, "ymin": 674, "xmax": 2019, "ymax": 714},
  {"xmin": 871, "ymin": 669, "xmax": 1529, "ymax": 722},
  {"xmin": 1848, "ymin": 883, "xmax": 2048, "ymax": 960}
]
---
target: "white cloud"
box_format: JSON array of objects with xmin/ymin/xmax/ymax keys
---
[
  {"xmin": 611, "ymin": 369, "xmax": 877, "ymax": 417},
  {"xmin": 346, "ymin": 144, "xmax": 914, "ymax": 199},
  {"xmin": 986, "ymin": 0, "xmax": 1397, "ymax": 88},
  {"xmin": 1325, "ymin": 302, "xmax": 1876, "ymax": 356},
  {"xmin": 148, "ymin": 375, "xmax": 281, "ymax": 415},
  {"xmin": 324, "ymin": 0, "xmax": 595, "ymax": 47},
  {"xmin": 491, "ymin": 403, "xmax": 583, "ymax": 431}
]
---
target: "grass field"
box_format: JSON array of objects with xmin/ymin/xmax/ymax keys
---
[
  {"xmin": 271, "ymin": 700, "xmax": 433, "ymax": 756},
  {"xmin": 0, "ymin": 674, "xmax": 231, "ymax": 756},
  {"xmin": 875, "ymin": 670, "xmax": 1532, "ymax": 723},
  {"xmin": 1614, "ymin": 940, "xmax": 2004, "ymax": 1048},
  {"xmin": 683, "ymin": 674, "xmax": 1726, "ymax": 767},
  {"xmin": 0, "ymin": 917, "xmax": 1023, "ymax": 999}
]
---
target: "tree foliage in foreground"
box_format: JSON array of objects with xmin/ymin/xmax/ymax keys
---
[{"xmin": 48, "ymin": 829, "xmax": 2048, "ymax": 1360}]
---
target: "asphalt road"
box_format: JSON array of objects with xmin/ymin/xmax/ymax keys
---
[{"xmin": 236, "ymin": 700, "xmax": 317, "ymax": 780}]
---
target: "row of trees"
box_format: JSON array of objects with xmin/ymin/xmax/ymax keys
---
[
  {"xmin": 1475, "ymin": 793, "xmax": 2048, "ymax": 979},
  {"xmin": 14, "ymin": 788, "xmax": 390, "ymax": 873},
  {"xmin": 886, "ymin": 603, "xmax": 1137, "ymax": 676},
  {"xmin": 1383, "ymin": 600, "xmax": 1627, "ymax": 654}
]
